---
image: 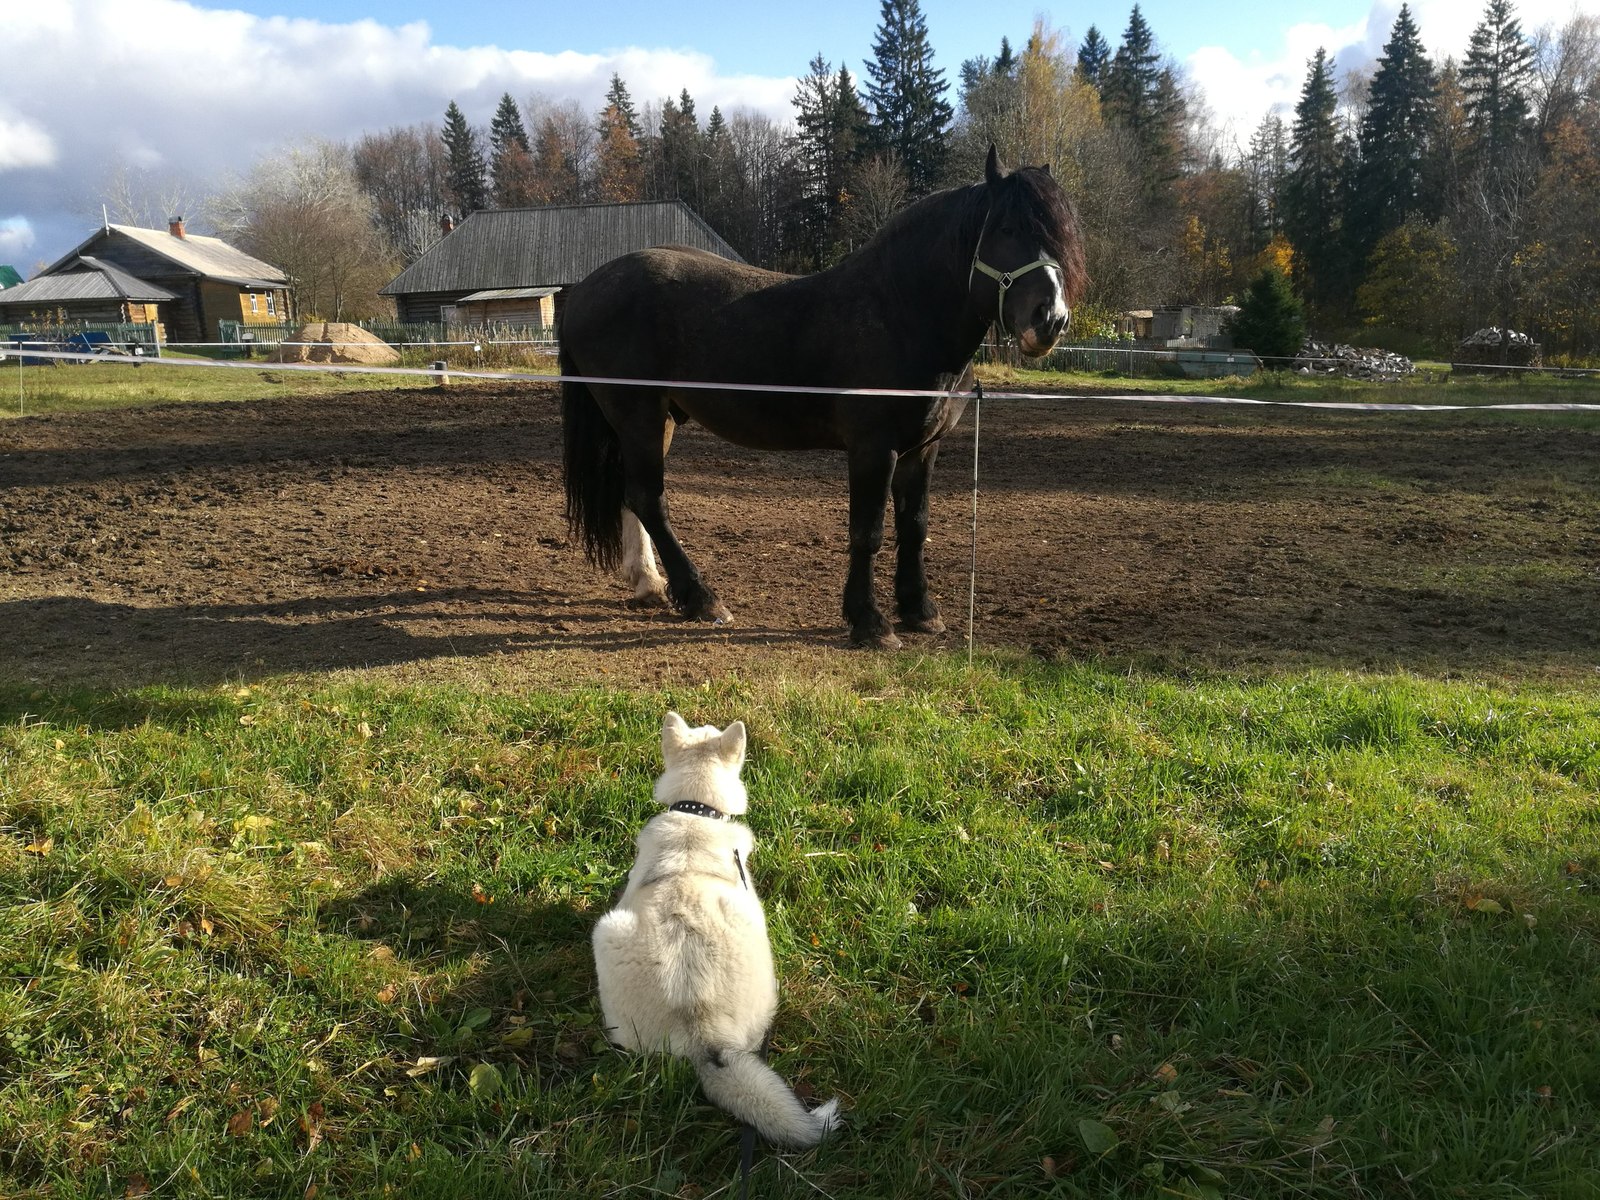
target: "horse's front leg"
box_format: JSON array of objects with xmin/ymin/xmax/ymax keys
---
[
  {"xmin": 843, "ymin": 444, "xmax": 900, "ymax": 649},
  {"xmin": 891, "ymin": 442, "xmax": 945, "ymax": 635}
]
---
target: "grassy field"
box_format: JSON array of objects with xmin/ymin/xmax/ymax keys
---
[
  {"xmin": 6, "ymin": 352, "xmax": 1598, "ymax": 421},
  {"xmin": 4, "ymin": 364, "xmax": 1599, "ymax": 1198},
  {"xmin": 2, "ymin": 658, "xmax": 1597, "ymax": 1199},
  {"xmin": 0, "ymin": 356, "xmax": 430, "ymax": 418},
  {"xmin": 986, "ymin": 361, "xmax": 1600, "ymax": 408}
]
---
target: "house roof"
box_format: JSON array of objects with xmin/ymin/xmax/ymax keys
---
[
  {"xmin": 0, "ymin": 265, "xmax": 23, "ymax": 289},
  {"xmin": 381, "ymin": 201, "xmax": 743, "ymax": 296},
  {"xmin": 457, "ymin": 286, "xmax": 560, "ymax": 303},
  {"xmin": 0, "ymin": 257, "xmax": 179, "ymax": 306},
  {"xmin": 40, "ymin": 224, "xmax": 289, "ymax": 286}
]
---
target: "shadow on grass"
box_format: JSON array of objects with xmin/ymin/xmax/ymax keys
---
[{"xmin": 317, "ymin": 874, "xmax": 604, "ymax": 1081}]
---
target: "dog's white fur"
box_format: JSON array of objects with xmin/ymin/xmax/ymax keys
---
[{"xmin": 592, "ymin": 712, "xmax": 841, "ymax": 1148}]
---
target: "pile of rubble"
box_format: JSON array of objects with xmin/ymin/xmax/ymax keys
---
[
  {"xmin": 1454, "ymin": 326, "xmax": 1542, "ymax": 374},
  {"xmin": 1294, "ymin": 339, "xmax": 1417, "ymax": 381}
]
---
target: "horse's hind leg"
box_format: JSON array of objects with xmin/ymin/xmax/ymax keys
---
[
  {"xmin": 603, "ymin": 393, "xmax": 731, "ymax": 624},
  {"xmin": 619, "ymin": 512, "xmax": 669, "ymax": 608},
  {"xmin": 891, "ymin": 443, "xmax": 945, "ymax": 635}
]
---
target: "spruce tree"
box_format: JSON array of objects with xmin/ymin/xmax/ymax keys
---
[
  {"xmin": 1077, "ymin": 26, "xmax": 1111, "ymax": 91},
  {"xmin": 1352, "ymin": 5, "xmax": 1439, "ymax": 257},
  {"xmin": 601, "ymin": 74, "xmax": 640, "ymax": 140},
  {"xmin": 1227, "ymin": 266, "xmax": 1306, "ymax": 363},
  {"xmin": 863, "ymin": 0, "xmax": 953, "ymax": 196},
  {"xmin": 489, "ymin": 93, "xmax": 533, "ymax": 208},
  {"xmin": 441, "ymin": 100, "xmax": 489, "ymax": 214},
  {"xmin": 994, "ymin": 36, "xmax": 1016, "ymax": 79},
  {"xmin": 594, "ymin": 81, "xmax": 643, "ymax": 203},
  {"xmin": 1245, "ymin": 114, "xmax": 1289, "ymax": 251},
  {"xmin": 1102, "ymin": 6, "xmax": 1184, "ymax": 198},
  {"xmin": 1281, "ymin": 50, "xmax": 1346, "ymax": 310},
  {"xmin": 793, "ymin": 55, "xmax": 869, "ymax": 267},
  {"xmin": 1461, "ymin": 0, "xmax": 1534, "ymax": 166}
]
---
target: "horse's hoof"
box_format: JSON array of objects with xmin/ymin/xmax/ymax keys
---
[
  {"xmin": 850, "ymin": 629, "xmax": 902, "ymax": 651},
  {"xmin": 684, "ymin": 602, "xmax": 733, "ymax": 625},
  {"xmin": 898, "ymin": 615, "xmax": 946, "ymax": 635},
  {"xmin": 626, "ymin": 589, "xmax": 670, "ymax": 610}
]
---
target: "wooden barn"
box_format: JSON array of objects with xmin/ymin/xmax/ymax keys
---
[
  {"xmin": 380, "ymin": 201, "xmax": 743, "ymax": 327},
  {"xmin": 0, "ymin": 257, "xmax": 177, "ymax": 328},
  {"xmin": 0, "ymin": 220, "xmax": 290, "ymax": 343}
]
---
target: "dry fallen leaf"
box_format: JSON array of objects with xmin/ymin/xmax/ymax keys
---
[
  {"xmin": 258, "ymin": 1097, "xmax": 280, "ymax": 1125},
  {"xmin": 300, "ymin": 1101, "xmax": 325, "ymax": 1154},
  {"xmin": 226, "ymin": 1108, "xmax": 254, "ymax": 1137},
  {"xmin": 24, "ymin": 837, "xmax": 53, "ymax": 857}
]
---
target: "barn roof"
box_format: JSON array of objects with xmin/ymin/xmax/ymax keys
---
[
  {"xmin": 381, "ymin": 201, "xmax": 743, "ymax": 297},
  {"xmin": 40, "ymin": 224, "xmax": 289, "ymax": 286},
  {"xmin": 0, "ymin": 257, "xmax": 178, "ymax": 306},
  {"xmin": 457, "ymin": 286, "xmax": 560, "ymax": 302}
]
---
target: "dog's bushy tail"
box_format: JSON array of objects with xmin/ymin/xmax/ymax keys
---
[{"xmin": 693, "ymin": 1046, "xmax": 841, "ymax": 1149}]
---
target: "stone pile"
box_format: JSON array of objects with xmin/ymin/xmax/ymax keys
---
[
  {"xmin": 1294, "ymin": 338, "xmax": 1417, "ymax": 381},
  {"xmin": 1454, "ymin": 327, "xmax": 1541, "ymax": 374}
]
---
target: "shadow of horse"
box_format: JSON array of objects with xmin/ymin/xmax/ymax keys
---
[{"xmin": 0, "ymin": 588, "xmax": 827, "ymax": 689}]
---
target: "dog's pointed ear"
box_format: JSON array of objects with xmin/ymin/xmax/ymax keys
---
[
  {"xmin": 719, "ymin": 720, "xmax": 747, "ymax": 765},
  {"xmin": 985, "ymin": 143, "xmax": 1004, "ymax": 186},
  {"xmin": 1042, "ymin": 163, "xmax": 1052, "ymax": 176},
  {"xmin": 662, "ymin": 711, "xmax": 690, "ymax": 754}
]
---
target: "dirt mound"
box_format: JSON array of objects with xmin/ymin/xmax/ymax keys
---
[{"xmin": 270, "ymin": 322, "xmax": 400, "ymax": 365}]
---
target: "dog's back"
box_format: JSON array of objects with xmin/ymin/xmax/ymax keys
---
[{"xmin": 592, "ymin": 713, "xmax": 841, "ymax": 1148}]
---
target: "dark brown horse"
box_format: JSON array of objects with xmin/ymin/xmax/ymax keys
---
[{"xmin": 560, "ymin": 146, "xmax": 1087, "ymax": 648}]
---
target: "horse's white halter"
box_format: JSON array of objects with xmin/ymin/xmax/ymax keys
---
[{"xmin": 968, "ymin": 207, "xmax": 1063, "ymax": 338}]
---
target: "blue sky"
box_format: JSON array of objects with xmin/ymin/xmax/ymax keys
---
[
  {"xmin": 3, "ymin": 0, "xmax": 1596, "ymax": 270},
  {"xmin": 211, "ymin": 0, "xmax": 1376, "ymax": 80}
]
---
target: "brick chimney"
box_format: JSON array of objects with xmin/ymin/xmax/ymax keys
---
[
  {"xmin": 169, "ymin": 216, "xmax": 186, "ymax": 239},
  {"xmin": 440, "ymin": 212, "xmax": 455, "ymax": 235}
]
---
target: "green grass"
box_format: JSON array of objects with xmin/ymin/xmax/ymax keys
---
[
  {"xmin": 0, "ymin": 357, "xmax": 429, "ymax": 418},
  {"xmin": 3, "ymin": 658, "xmax": 1597, "ymax": 1198},
  {"xmin": 985, "ymin": 362, "xmax": 1600, "ymax": 411},
  {"xmin": 8, "ymin": 354, "xmax": 1598, "ymax": 421}
]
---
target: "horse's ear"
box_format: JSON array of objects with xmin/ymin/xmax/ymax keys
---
[{"xmin": 985, "ymin": 143, "xmax": 1004, "ymax": 186}]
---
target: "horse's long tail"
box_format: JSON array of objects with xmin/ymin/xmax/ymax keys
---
[
  {"xmin": 561, "ymin": 346, "xmax": 625, "ymax": 571},
  {"xmin": 692, "ymin": 1044, "xmax": 842, "ymax": 1149}
]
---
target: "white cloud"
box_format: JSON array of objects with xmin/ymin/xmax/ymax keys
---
[
  {"xmin": 5, "ymin": 0, "xmax": 798, "ymax": 264},
  {"xmin": 0, "ymin": 107, "xmax": 57, "ymax": 171},
  {"xmin": 1188, "ymin": 0, "xmax": 1600, "ymax": 145},
  {"xmin": 0, "ymin": 217, "xmax": 37, "ymax": 261}
]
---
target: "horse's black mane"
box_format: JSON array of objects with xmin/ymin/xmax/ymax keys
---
[{"xmin": 857, "ymin": 163, "xmax": 1088, "ymax": 304}]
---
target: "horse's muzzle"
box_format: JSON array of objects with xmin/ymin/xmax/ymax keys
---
[{"xmin": 1015, "ymin": 304, "xmax": 1068, "ymax": 358}]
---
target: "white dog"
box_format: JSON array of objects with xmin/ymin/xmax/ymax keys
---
[{"xmin": 592, "ymin": 712, "xmax": 841, "ymax": 1148}]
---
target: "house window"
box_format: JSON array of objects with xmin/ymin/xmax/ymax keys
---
[
  {"xmin": 249, "ymin": 294, "xmax": 259, "ymax": 314},
  {"xmin": 266, "ymin": 293, "xmax": 276, "ymax": 316}
]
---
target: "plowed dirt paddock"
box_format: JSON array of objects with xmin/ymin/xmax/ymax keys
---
[{"xmin": 2, "ymin": 382, "xmax": 1597, "ymax": 687}]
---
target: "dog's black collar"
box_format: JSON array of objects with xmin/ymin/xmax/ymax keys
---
[{"xmin": 669, "ymin": 800, "xmax": 730, "ymax": 821}]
